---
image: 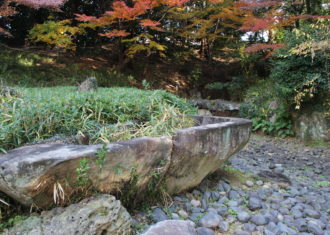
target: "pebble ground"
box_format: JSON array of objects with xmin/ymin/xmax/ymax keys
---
[{"xmin": 133, "ymin": 135, "xmax": 330, "ymax": 235}]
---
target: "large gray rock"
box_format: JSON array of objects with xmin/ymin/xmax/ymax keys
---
[
  {"xmin": 191, "ymin": 99, "xmax": 241, "ymax": 112},
  {"xmin": 4, "ymin": 195, "xmax": 131, "ymax": 235},
  {"xmin": 142, "ymin": 220, "xmax": 197, "ymax": 235},
  {"xmin": 0, "ymin": 137, "xmax": 173, "ymax": 207},
  {"xmin": 77, "ymin": 77, "xmax": 98, "ymax": 92},
  {"xmin": 0, "ymin": 116, "xmax": 251, "ymax": 207},
  {"xmin": 293, "ymin": 110, "xmax": 330, "ymax": 142},
  {"xmin": 166, "ymin": 116, "xmax": 251, "ymax": 194}
]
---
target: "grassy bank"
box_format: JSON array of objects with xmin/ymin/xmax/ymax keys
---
[{"xmin": 0, "ymin": 87, "xmax": 196, "ymax": 151}]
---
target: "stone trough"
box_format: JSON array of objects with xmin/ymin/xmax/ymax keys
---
[{"xmin": 0, "ymin": 116, "xmax": 251, "ymax": 208}]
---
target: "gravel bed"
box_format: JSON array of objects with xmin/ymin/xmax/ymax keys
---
[{"xmin": 133, "ymin": 135, "xmax": 330, "ymax": 235}]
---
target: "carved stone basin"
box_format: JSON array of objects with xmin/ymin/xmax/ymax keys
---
[{"xmin": 0, "ymin": 116, "xmax": 251, "ymax": 207}]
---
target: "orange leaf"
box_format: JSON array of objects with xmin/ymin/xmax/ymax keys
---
[
  {"xmin": 140, "ymin": 19, "xmax": 160, "ymax": 27},
  {"xmin": 99, "ymin": 30, "xmax": 130, "ymax": 38}
]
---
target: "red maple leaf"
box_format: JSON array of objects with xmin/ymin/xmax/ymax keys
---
[
  {"xmin": 140, "ymin": 19, "xmax": 161, "ymax": 27},
  {"xmin": 99, "ymin": 30, "xmax": 130, "ymax": 38}
]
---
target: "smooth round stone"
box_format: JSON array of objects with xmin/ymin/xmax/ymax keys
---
[
  {"xmin": 274, "ymin": 167, "xmax": 284, "ymax": 174},
  {"xmin": 279, "ymin": 207, "xmax": 290, "ymax": 215},
  {"xmin": 217, "ymin": 205, "xmax": 227, "ymax": 216},
  {"xmin": 308, "ymin": 219, "xmax": 326, "ymax": 230},
  {"xmin": 228, "ymin": 190, "xmax": 240, "ymax": 200},
  {"xmin": 248, "ymin": 197, "xmax": 262, "ymax": 210},
  {"xmin": 245, "ymin": 180, "xmax": 254, "ymax": 187},
  {"xmin": 218, "ymin": 221, "xmax": 229, "ymax": 232},
  {"xmin": 151, "ymin": 208, "xmax": 169, "ymax": 222},
  {"xmin": 251, "ymin": 214, "xmax": 270, "ymax": 226},
  {"xmin": 234, "ymin": 229, "xmax": 250, "ymax": 235},
  {"xmin": 271, "ymin": 203, "xmax": 280, "ymax": 210},
  {"xmin": 304, "ymin": 209, "xmax": 321, "ymax": 219},
  {"xmin": 228, "ymin": 200, "xmax": 240, "ymax": 207},
  {"xmin": 266, "ymin": 222, "xmax": 279, "ymax": 233},
  {"xmin": 191, "ymin": 199, "xmax": 201, "ymax": 208},
  {"xmin": 264, "ymin": 229, "xmax": 276, "ymax": 235},
  {"xmin": 178, "ymin": 209, "xmax": 189, "ymax": 219},
  {"xmin": 277, "ymin": 222, "xmax": 297, "ymax": 234},
  {"xmin": 207, "ymin": 208, "xmax": 217, "ymax": 214},
  {"xmin": 192, "ymin": 208, "xmax": 204, "ymax": 213},
  {"xmin": 237, "ymin": 211, "xmax": 251, "ymax": 223},
  {"xmin": 243, "ymin": 223, "xmax": 256, "ymax": 232},
  {"xmin": 172, "ymin": 213, "xmax": 180, "ymax": 220},
  {"xmin": 196, "ymin": 227, "xmax": 215, "ymax": 235},
  {"xmin": 221, "ymin": 181, "xmax": 231, "ymax": 192},
  {"xmin": 256, "ymin": 180, "xmax": 263, "ymax": 186},
  {"xmin": 294, "ymin": 218, "xmax": 308, "ymax": 232},
  {"xmin": 198, "ymin": 212, "xmax": 222, "ymax": 228},
  {"xmin": 292, "ymin": 209, "xmax": 303, "ymax": 219},
  {"xmin": 143, "ymin": 220, "xmax": 196, "ymax": 235},
  {"xmin": 189, "ymin": 213, "xmax": 203, "ymax": 222},
  {"xmin": 307, "ymin": 221, "xmax": 324, "ymax": 235}
]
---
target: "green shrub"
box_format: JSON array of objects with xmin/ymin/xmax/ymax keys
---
[
  {"xmin": 270, "ymin": 23, "xmax": 330, "ymax": 110},
  {"xmin": 0, "ymin": 87, "xmax": 196, "ymax": 151},
  {"xmin": 239, "ymin": 80, "xmax": 294, "ymax": 138}
]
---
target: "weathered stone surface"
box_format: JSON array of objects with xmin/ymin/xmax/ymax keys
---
[
  {"xmin": 191, "ymin": 99, "xmax": 241, "ymax": 112},
  {"xmin": 292, "ymin": 110, "xmax": 330, "ymax": 142},
  {"xmin": 142, "ymin": 220, "xmax": 197, "ymax": 235},
  {"xmin": 4, "ymin": 195, "xmax": 131, "ymax": 235},
  {"xmin": 198, "ymin": 109, "xmax": 213, "ymax": 116},
  {"xmin": 77, "ymin": 77, "xmax": 98, "ymax": 92},
  {"xmin": 0, "ymin": 116, "xmax": 251, "ymax": 207},
  {"xmin": 0, "ymin": 137, "xmax": 172, "ymax": 207},
  {"xmin": 166, "ymin": 116, "xmax": 251, "ymax": 194}
]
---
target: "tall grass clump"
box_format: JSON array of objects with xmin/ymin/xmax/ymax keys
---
[{"xmin": 0, "ymin": 87, "xmax": 196, "ymax": 151}]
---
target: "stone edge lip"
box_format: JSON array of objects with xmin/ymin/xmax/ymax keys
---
[{"xmin": 0, "ymin": 115, "xmax": 252, "ymax": 157}]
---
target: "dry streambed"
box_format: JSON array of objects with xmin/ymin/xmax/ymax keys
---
[{"xmin": 134, "ymin": 135, "xmax": 330, "ymax": 235}]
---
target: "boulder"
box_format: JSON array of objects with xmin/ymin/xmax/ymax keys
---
[
  {"xmin": 166, "ymin": 116, "xmax": 251, "ymax": 194},
  {"xmin": 292, "ymin": 110, "xmax": 330, "ymax": 142},
  {"xmin": 77, "ymin": 77, "xmax": 98, "ymax": 92},
  {"xmin": 0, "ymin": 137, "xmax": 172, "ymax": 207},
  {"xmin": 191, "ymin": 99, "xmax": 240, "ymax": 114},
  {"xmin": 142, "ymin": 220, "xmax": 197, "ymax": 235},
  {"xmin": 0, "ymin": 116, "xmax": 251, "ymax": 207},
  {"xmin": 4, "ymin": 195, "xmax": 132, "ymax": 235}
]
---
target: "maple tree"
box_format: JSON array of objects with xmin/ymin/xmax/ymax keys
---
[
  {"xmin": 238, "ymin": 0, "xmax": 330, "ymax": 56},
  {"xmin": 1, "ymin": 0, "xmax": 329, "ymax": 60}
]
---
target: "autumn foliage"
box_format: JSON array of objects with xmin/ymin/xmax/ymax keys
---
[{"xmin": 1, "ymin": 0, "xmax": 329, "ymax": 60}]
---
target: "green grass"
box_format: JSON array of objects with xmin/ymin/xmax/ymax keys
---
[
  {"xmin": 305, "ymin": 140, "xmax": 330, "ymax": 147},
  {"xmin": 0, "ymin": 87, "xmax": 196, "ymax": 151},
  {"xmin": 313, "ymin": 180, "xmax": 330, "ymax": 188}
]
